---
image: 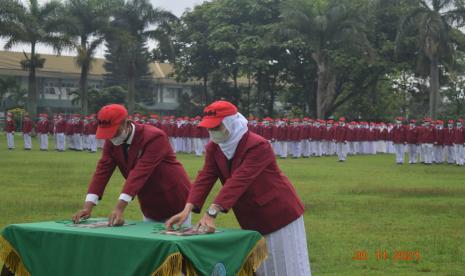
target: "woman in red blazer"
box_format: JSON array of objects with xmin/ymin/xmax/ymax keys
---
[{"xmin": 167, "ymin": 101, "xmax": 311, "ymax": 276}]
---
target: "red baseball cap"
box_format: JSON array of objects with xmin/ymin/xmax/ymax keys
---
[
  {"xmin": 199, "ymin": 101, "xmax": 238, "ymax": 128},
  {"xmin": 96, "ymin": 104, "xmax": 128, "ymax": 139}
]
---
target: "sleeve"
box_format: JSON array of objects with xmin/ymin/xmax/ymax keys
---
[
  {"xmin": 121, "ymin": 134, "xmax": 169, "ymax": 197},
  {"xmin": 87, "ymin": 140, "xmax": 117, "ymax": 199},
  {"xmin": 213, "ymin": 141, "xmax": 274, "ymax": 212},
  {"xmin": 187, "ymin": 144, "xmax": 219, "ymax": 213}
]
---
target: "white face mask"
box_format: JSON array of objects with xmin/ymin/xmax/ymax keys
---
[
  {"xmin": 209, "ymin": 128, "xmax": 230, "ymax": 144},
  {"xmin": 111, "ymin": 127, "xmax": 129, "ymax": 146}
]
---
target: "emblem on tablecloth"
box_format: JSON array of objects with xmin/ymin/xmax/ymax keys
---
[{"xmin": 211, "ymin": 263, "xmax": 226, "ymax": 276}]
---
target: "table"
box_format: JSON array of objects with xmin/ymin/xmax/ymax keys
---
[{"xmin": 0, "ymin": 220, "xmax": 267, "ymax": 276}]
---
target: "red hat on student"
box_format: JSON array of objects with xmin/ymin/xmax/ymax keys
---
[
  {"xmin": 199, "ymin": 101, "xmax": 238, "ymax": 128},
  {"xmin": 96, "ymin": 104, "xmax": 128, "ymax": 139}
]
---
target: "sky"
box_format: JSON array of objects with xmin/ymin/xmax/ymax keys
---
[{"xmin": 0, "ymin": 0, "xmax": 207, "ymax": 57}]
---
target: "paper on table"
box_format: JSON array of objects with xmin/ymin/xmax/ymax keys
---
[
  {"xmin": 61, "ymin": 218, "xmax": 135, "ymax": 228},
  {"xmin": 159, "ymin": 226, "xmax": 219, "ymax": 236}
]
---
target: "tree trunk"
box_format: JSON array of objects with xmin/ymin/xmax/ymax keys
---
[
  {"xmin": 247, "ymin": 71, "xmax": 252, "ymax": 116},
  {"xmin": 313, "ymin": 52, "xmax": 336, "ymax": 119},
  {"xmin": 27, "ymin": 43, "xmax": 38, "ymax": 118},
  {"xmin": 429, "ymin": 56, "xmax": 439, "ymax": 119},
  {"xmin": 256, "ymin": 69, "xmax": 264, "ymax": 118},
  {"xmin": 203, "ymin": 75, "xmax": 208, "ymax": 105},
  {"xmin": 127, "ymin": 61, "xmax": 136, "ymax": 114},
  {"xmin": 268, "ymin": 75, "xmax": 276, "ymax": 117},
  {"xmin": 80, "ymin": 61, "xmax": 89, "ymax": 115}
]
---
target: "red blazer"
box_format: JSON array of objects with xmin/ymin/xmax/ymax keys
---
[
  {"xmin": 4, "ymin": 119, "xmax": 15, "ymax": 132},
  {"xmin": 335, "ymin": 126, "xmax": 347, "ymax": 142},
  {"xmin": 22, "ymin": 119, "xmax": 33, "ymax": 133},
  {"xmin": 187, "ymin": 131, "xmax": 304, "ymax": 235},
  {"xmin": 391, "ymin": 125, "xmax": 405, "ymax": 143},
  {"xmin": 87, "ymin": 124, "xmax": 191, "ymax": 221},
  {"xmin": 443, "ymin": 128, "xmax": 455, "ymax": 145}
]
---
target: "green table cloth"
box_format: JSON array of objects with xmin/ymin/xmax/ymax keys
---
[{"xmin": 0, "ymin": 220, "xmax": 267, "ymax": 276}]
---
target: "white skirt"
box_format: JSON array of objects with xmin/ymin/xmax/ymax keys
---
[{"xmin": 256, "ymin": 215, "xmax": 311, "ymax": 276}]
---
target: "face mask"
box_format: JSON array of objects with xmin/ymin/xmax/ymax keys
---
[
  {"xmin": 111, "ymin": 127, "xmax": 129, "ymax": 146},
  {"xmin": 209, "ymin": 128, "xmax": 229, "ymax": 144}
]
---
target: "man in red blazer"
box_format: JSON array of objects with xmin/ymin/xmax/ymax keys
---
[
  {"xmin": 4, "ymin": 113, "xmax": 15, "ymax": 150},
  {"xmin": 443, "ymin": 120, "xmax": 455, "ymax": 164},
  {"xmin": 166, "ymin": 100, "xmax": 311, "ymax": 275},
  {"xmin": 22, "ymin": 113, "xmax": 33, "ymax": 150},
  {"xmin": 453, "ymin": 119, "xmax": 465, "ymax": 166},
  {"xmin": 335, "ymin": 117, "xmax": 348, "ymax": 162},
  {"xmin": 72, "ymin": 104, "xmax": 191, "ymax": 226},
  {"xmin": 392, "ymin": 117, "xmax": 406, "ymax": 164}
]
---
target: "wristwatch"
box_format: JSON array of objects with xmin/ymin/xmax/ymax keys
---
[{"xmin": 207, "ymin": 206, "xmax": 219, "ymax": 218}]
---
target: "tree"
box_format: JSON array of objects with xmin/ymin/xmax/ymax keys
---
[
  {"xmin": 281, "ymin": 0, "xmax": 372, "ymax": 118},
  {"xmin": 0, "ymin": 76, "xmax": 23, "ymax": 110},
  {"xmin": 104, "ymin": 0, "xmax": 177, "ymax": 114},
  {"xmin": 62, "ymin": 0, "xmax": 115, "ymax": 115},
  {"xmin": 396, "ymin": 0, "xmax": 465, "ymax": 119},
  {"xmin": 0, "ymin": 0, "xmax": 67, "ymax": 118},
  {"xmin": 70, "ymin": 85, "xmax": 127, "ymax": 113},
  {"xmin": 174, "ymin": 2, "xmax": 219, "ymax": 105}
]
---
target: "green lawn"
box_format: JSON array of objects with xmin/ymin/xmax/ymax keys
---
[{"xmin": 0, "ymin": 135, "xmax": 464, "ymax": 275}]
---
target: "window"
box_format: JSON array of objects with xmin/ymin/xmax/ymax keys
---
[{"xmin": 45, "ymin": 87, "xmax": 56, "ymax": 95}]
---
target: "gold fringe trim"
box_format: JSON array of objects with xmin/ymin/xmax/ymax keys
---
[
  {"xmin": 237, "ymin": 237, "xmax": 269, "ymax": 276},
  {"xmin": 0, "ymin": 236, "xmax": 30, "ymax": 276},
  {"xmin": 151, "ymin": 252, "xmax": 183, "ymax": 276},
  {"xmin": 185, "ymin": 259, "xmax": 198, "ymax": 276}
]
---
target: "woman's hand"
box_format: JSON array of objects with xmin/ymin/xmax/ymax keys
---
[{"xmin": 166, "ymin": 203, "xmax": 194, "ymax": 230}]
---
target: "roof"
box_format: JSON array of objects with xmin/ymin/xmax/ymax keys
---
[
  {"xmin": 0, "ymin": 50, "xmax": 249, "ymax": 85},
  {"xmin": 0, "ymin": 50, "xmax": 175, "ymax": 81}
]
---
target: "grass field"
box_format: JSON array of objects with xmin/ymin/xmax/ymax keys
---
[{"xmin": 0, "ymin": 135, "xmax": 464, "ymax": 275}]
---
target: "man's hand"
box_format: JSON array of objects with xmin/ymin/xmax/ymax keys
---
[
  {"xmin": 108, "ymin": 200, "xmax": 128, "ymax": 226},
  {"xmin": 108, "ymin": 208, "xmax": 125, "ymax": 226},
  {"xmin": 72, "ymin": 202, "xmax": 94, "ymax": 224},
  {"xmin": 197, "ymin": 213, "xmax": 216, "ymax": 229},
  {"xmin": 166, "ymin": 203, "xmax": 194, "ymax": 230}
]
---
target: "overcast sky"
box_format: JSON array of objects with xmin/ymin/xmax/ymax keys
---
[{"xmin": 0, "ymin": 0, "xmax": 207, "ymax": 57}]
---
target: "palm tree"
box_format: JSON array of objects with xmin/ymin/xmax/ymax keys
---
[
  {"xmin": 0, "ymin": 0, "xmax": 67, "ymax": 118},
  {"xmin": 0, "ymin": 76, "xmax": 20, "ymax": 110},
  {"xmin": 396, "ymin": 0, "xmax": 465, "ymax": 119},
  {"xmin": 61, "ymin": 0, "xmax": 115, "ymax": 115},
  {"xmin": 281, "ymin": 0, "xmax": 371, "ymax": 118},
  {"xmin": 105, "ymin": 0, "xmax": 177, "ymax": 114}
]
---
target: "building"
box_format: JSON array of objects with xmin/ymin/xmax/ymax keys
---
[{"xmin": 0, "ymin": 50, "xmax": 195, "ymax": 114}]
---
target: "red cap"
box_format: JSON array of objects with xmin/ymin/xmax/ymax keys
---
[
  {"xmin": 199, "ymin": 101, "xmax": 238, "ymax": 128},
  {"xmin": 448, "ymin": 119, "xmax": 454, "ymax": 124},
  {"xmin": 458, "ymin": 118, "xmax": 464, "ymax": 123},
  {"xmin": 96, "ymin": 104, "xmax": 128, "ymax": 139},
  {"xmin": 410, "ymin": 119, "xmax": 416, "ymax": 123},
  {"xmin": 436, "ymin": 120, "xmax": 443, "ymax": 124},
  {"xmin": 395, "ymin": 117, "xmax": 403, "ymax": 121},
  {"xmin": 339, "ymin": 117, "xmax": 345, "ymax": 122}
]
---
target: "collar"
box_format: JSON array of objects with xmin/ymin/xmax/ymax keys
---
[{"xmin": 126, "ymin": 123, "xmax": 136, "ymax": 145}]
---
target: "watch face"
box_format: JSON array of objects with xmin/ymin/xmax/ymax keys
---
[{"xmin": 208, "ymin": 208, "xmax": 217, "ymax": 216}]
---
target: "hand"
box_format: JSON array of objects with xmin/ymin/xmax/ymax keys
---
[
  {"xmin": 72, "ymin": 208, "xmax": 92, "ymax": 224},
  {"xmin": 108, "ymin": 208, "xmax": 125, "ymax": 226},
  {"xmin": 197, "ymin": 213, "xmax": 216, "ymax": 229},
  {"xmin": 166, "ymin": 203, "xmax": 193, "ymax": 230}
]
